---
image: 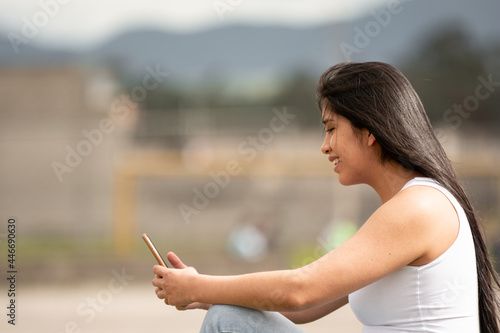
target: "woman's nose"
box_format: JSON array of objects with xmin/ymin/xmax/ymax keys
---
[{"xmin": 321, "ymin": 137, "xmax": 330, "ymax": 155}]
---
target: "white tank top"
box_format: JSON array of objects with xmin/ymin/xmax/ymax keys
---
[{"xmin": 349, "ymin": 177, "xmax": 479, "ymax": 333}]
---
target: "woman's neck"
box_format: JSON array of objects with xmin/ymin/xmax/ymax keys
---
[{"xmin": 369, "ymin": 160, "xmax": 424, "ymax": 204}]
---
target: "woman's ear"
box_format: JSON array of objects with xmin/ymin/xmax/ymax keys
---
[{"xmin": 367, "ymin": 131, "xmax": 377, "ymax": 147}]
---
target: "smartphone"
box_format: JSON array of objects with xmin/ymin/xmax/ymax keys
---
[{"xmin": 142, "ymin": 233, "xmax": 169, "ymax": 267}]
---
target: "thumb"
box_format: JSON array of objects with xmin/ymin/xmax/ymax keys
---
[{"xmin": 167, "ymin": 252, "xmax": 187, "ymax": 269}]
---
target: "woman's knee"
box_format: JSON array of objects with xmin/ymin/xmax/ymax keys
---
[
  {"xmin": 203, "ymin": 304, "xmax": 258, "ymax": 324},
  {"xmin": 200, "ymin": 304, "xmax": 266, "ymax": 332}
]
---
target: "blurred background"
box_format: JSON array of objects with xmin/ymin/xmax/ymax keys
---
[{"xmin": 0, "ymin": 0, "xmax": 499, "ymax": 332}]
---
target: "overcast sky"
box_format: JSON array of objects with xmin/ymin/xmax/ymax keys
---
[{"xmin": 1, "ymin": 0, "xmax": 388, "ymax": 49}]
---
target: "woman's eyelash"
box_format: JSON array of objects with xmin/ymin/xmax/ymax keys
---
[{"xmin": 326, "ymin": 127, "xmax": 335, "ymax": 133}]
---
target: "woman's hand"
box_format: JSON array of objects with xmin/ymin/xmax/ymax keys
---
[
  {"xmin": 152, "ymin": 252, "xmax": 211, "ymax": 310},
  {"xmin": 175, "ymin": 302, "xmax": 212, "ymax": 311}
]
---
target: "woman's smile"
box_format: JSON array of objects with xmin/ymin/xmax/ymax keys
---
[
  {"xmin": 333, "ymin": 157, "xmax": 342, "ymax": 172},
  {"xmin": 328, "ymin": 155, "xmax": 342, "ymax": 172}
]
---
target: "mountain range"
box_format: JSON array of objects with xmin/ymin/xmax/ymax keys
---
[{"xmin": 1, "ymin": 0, "xmax": 498, "ymax": 83}]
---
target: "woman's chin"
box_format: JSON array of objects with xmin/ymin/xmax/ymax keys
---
[{"xmin": 337, "ymin": 174, "xmax": 358, "ymax": 187}]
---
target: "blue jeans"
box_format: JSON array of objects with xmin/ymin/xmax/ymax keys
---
[{"xmin": 200, "ymin": 304, "xmax": 306, "ymax": 333}]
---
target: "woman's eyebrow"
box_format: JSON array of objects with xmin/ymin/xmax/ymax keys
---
[{"xmin": 322, "ymin": 118, "xmax": 335, "ymax": 125}]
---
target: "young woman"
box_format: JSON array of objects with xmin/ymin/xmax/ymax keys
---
[{"xmin": 152, "ymin": 62, "xmax": 500, "ymax": 332}]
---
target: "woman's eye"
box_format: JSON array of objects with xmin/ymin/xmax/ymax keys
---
[{"xmin": 326, "ymin": 127, "xmax": 335, "ymax": 133}]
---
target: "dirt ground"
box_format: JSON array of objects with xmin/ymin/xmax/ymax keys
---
[{"xmin": 2, "ymin": 284, "xmax": 362, "ymax": 333}]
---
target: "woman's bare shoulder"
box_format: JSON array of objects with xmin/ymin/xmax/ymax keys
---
[
  {"xmin": 389, "ymin": 184, "xmax": 457, "ymax": 222},
  {"xmin": 381, "ymin": 184, "xmax": 459, "ymax": 266}
]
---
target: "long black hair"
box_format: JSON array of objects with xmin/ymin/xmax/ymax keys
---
[{"xmin": 317, "ymin": 62, "xmax": 500, "ymax": 333}]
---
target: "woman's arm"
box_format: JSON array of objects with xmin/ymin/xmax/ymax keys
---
[
  {"xmin": 154, "ymin": 257, "xmax": 352, "ymax": 312},
  {"xmin": 280, "ymin": 296, "xmax": 348, "ymax": 324},
  {"xmin": 154, "ymin": 265, "xmax": 307, "ymax": 311},
  {"xmin": 153, "ymin": 186, "xmax": 454, "ymax": 312}
]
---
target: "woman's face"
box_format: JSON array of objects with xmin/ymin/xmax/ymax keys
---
[{"xmin": 320, "ymin": 109, "xmax": 374, "ymax": 186}]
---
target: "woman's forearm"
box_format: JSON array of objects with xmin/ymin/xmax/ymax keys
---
[{"xmin": 194, "ymin": 269, "xmax": 311, "ymax": 312}]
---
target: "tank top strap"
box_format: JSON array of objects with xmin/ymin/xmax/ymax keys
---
[{"xmin": 400, "ymin": 177, "xmax": 462, "ymax": 215}]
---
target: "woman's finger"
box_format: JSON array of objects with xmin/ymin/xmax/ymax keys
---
[
  {"xmin": 167, "ymin": 252, "xmax": 188, "ymax": 269},
  {"xmin": 153, "ymin": 264, "xmax": 168, "ymax": 276}
]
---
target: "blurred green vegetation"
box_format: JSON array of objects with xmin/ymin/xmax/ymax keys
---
[
  {"xmin": 15, "ymin": 234, "xmax": 229, "ymax": 264},
  {"xmin": 401, "ymin": 24, "xmax": 500, "ymax": 129},
  {"xmin": 17, "ymin": 236, "xmax": 115, "ymax": 262}
]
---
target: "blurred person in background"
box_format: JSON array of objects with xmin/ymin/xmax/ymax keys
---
[{"xmin": 152, "ymin": 62, "xmax": 500, "ymax": 333}]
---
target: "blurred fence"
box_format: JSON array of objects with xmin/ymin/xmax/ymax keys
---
[{"xmin": 112, "ymin": 146, "xmax": 500, "ymax": 258}]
